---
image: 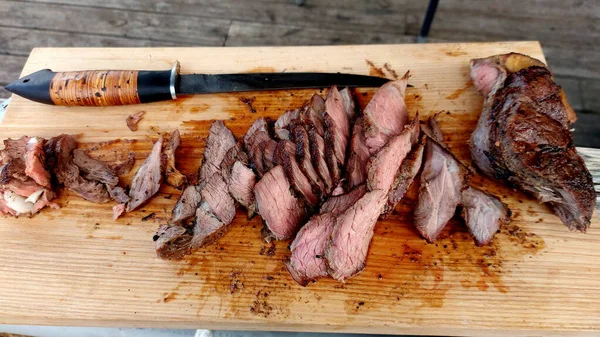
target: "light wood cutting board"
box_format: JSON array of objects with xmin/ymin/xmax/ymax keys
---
[{"xmin": 0, "ymin": 42, "xmax": 599, "ymax": 336}]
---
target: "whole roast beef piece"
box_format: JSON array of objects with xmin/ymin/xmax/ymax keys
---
[
  {"xmin": 414, "ymin": 124, "xmax": 465, "ymax": 243},
  {"xmin": 46, "ymin": 134, "xmax": 110, "ymax": 203},
  {"xmin": 287, "ymin": 184, "xmax": 367, "ymax": 285},
  {"xmin": 346, "ymin": 73, "xmax": 410, "ymax": 189},
  {"xmin": 324, "ymin": 189, "xmax": 388, "ymax": 281},
  {"xmin": 24, "ymin": 137, "xmax": 51, "ymax": 188},
  {"xmin": 171, "ymin": 184, "xmax": 203, "ymax": 224},
  {"xmin": 255, "ymin": 165, "xmax": 307, "ymax": 240},
  {"xmin": 127, "ymin": 136, "xmax": 163, "ymax": 211},
  {"xmin": 460, "ymin": 186, "xmax": 511, "ymax": 246},
  {"xmin": 323, "ymin": 86, "xmax": 351, "ymax": 184},
  {"xmin": 199, "ymin": 121, "xmax": 237, "ymax": 181},
  {"xmin": 228, "ymin": 161, "xmax": 256, "ymax": 217},
  {"xmin": 162, "ymin": 129, "xmax": 187, "ymax": 189},
  {"xmin": 154, "ymin": 223, "xmax": 193, "ymax": 260},
  {"xmin": 470, "ymin": 53, "xmax": 595, "ymax": 232}
]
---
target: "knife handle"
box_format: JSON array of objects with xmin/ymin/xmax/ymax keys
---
[{"xmin": 6, "ymin": 62, "xmax": 180, "ymax": 106}]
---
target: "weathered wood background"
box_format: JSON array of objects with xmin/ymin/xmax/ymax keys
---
[{"xmin": 0, "ymin": 0, "xmax": 598, "ymax": 146}]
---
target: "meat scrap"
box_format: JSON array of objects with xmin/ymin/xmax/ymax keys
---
[
  {"xmin": 470, "ymin": 53, "xmax": 595, "ymax": 231},
  {"xmin": 461, "ymin": 186, "xmax": 511, "ymax": 246},
  {"xmin": 162, "ymin": 129, "xmax": 187, "ymax": 189},
  {"xmin": 126, "ymin": 111, "xmax": 146, "ymax": 131},
  {"xmin": 127, "ymin": 136, "xmax": 163, "ymax": 212}
]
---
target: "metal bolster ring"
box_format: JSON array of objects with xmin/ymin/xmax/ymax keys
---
[{"xmin": 169, "ymin": 60, "xmax": 180, "ymax": 100}]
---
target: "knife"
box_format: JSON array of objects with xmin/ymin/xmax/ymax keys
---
[{"xmin": 4, "ymin": 61, "xmax": 389, "ymax": 107}]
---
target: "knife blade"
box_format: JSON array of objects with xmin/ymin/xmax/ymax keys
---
[{"xmin": 4, "ymin": 61, "xmax": 390, "ymax": 107}]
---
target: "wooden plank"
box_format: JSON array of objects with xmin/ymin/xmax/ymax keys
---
[
  {"xmin": 225, "ymin": 21, "xmax": 415, "ymax": 47},
  {"xmin": 1, "ymin": 43, "xmax": 600, "ymax": 336},
  {"xmin": 0, "ymin": 0, "xmax": 230, "ymax": 45},
  {"xmin": 26, "ymin": 0, "xmax": 408, "ymax": 34}
]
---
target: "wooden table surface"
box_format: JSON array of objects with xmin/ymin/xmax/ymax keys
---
[{"xmin": 0, "ymin": 42, "xmax": 599, "ymax": 336}]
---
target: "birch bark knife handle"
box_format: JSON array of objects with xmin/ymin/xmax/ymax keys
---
[{"xmin": 6, "ymin": 62, "xmax": 180, "ymax": 106}]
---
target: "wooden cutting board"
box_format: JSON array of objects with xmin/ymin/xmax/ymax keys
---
[{"xmin": 1, "ymin": 42, "xmax": 599, "ymax": 336}]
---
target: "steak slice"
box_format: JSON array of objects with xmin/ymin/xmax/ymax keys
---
[
  {"xmin": 190, "ymin": 203, "xmax": 228, "ymax": 248},
  {"xmin": 261, "ymin": 139, "xmax": 279, "ymax": 172},
  {"xmin": 162, "ymin": 129, "xmax": 187, "ymax": 188},
  {"xmin": 366, "ymin": 116, "xmax": 419, "ymax": 192},
  {"xmin": 154, "ymin": 223, "xmax": 193, "ymax": 260},
  {"xmin": 274, "ymin": 109, "xmax": 300, "ymax": 140},
  {"xmin": 199, "ymin": 121, "xmax": 237, "ymax": 181},
  {"xmin": 384, "ymin": 135, "xmax": 426, "ymax": 215},
  {"xmin": 127, "ymin": 136, "xmax": 163, "ymax": 211},
  {"xmin": 325, "ymin": 189, "xmax": 388, "ymax": 281},
  {"xmin": 460, "ymin": 186, "xmax": 511, "ymax": 246},
  {"xmin": 1, "ymin": 136, "xmax": 29, "ymax": 165},
  {"xmin": 308, "ymin": 126, "xmax": 333, "ymax": 194},
  {"xmin": 46, "ymin": 134, "xmax": 110, "ymax": 203},
  {"xmin": 228, "ymin": 161, "xmax": 256, "ymax": 217},
  {"xmin": 323, "ymin": 86, "xmax": 350, "ymax": 185},
  {"xmin": 24, "ymin": 137, "xmax": 51, "ymax": 188},
  {"xmin": 292, "ymin": 124, "xmax": 324, "ymax": 194},
  {"xmin": 470, "ymin": 53, "xmax": 595, "ymax": 231},
  {"xmin": 220, "ymin": 143, "xmax": 249, "ymax": 182},
  {"xmin": 339, "ymin": 87, "xmax": 357, "ymax": 120},
  {"xmin": 286, "ymin": 184, "xmax": 367, "ymax": 285},
  {"xmin": 172, "ymin": 184, "xmax": 203, "ymax": 224},
  {"xmin": 73, "ymin": 149, "xmax": 119, "ymax": 188},
  {"xmin": 255, "ymin": 165, "xmax": 307, "ymax": 240},
  {"xmin": 301, "ymin": 94, "xmax": 326, "ymax": 137},
  {"xmin": 414, "ymin": 137, "xmax": 465, "ymax": 243},
  {"xmin": 346, "ymin": 74, "xmax": 410, "ymax": 188},
  {"xmin": 201, "ymin": 172, "xmax": 236, "ymax": 224},
  {"xmin": 250, "ymin": 145, "xmax": 266, "ymax": 176},
  {"xmin": 277, "ymin": 140, "xmax": 318, "ymax": 206},
  {"xmin": 244, "ymin": 117, "xmax": 269, "ymax": 150}
]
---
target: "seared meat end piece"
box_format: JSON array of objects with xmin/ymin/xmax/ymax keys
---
[
  {"xmin": 384, "ymin": 135, "xmax": 425, "ymax": 215},
  {"xmin": 470, "ymin": 53, "xmax": 595, "ymax": 232},
  {"xmin": 325, "ymin": 190, "xmax": 388, "ymax": 281},
  {"xmin": 460, "ymin": 186, "xmax": 511, "ymax": 246},
  {"xmin": 255, "ymin": 165, "xmax": 307, "ymax": 240},
  {"xmin": 127, "ymin": 136, "xmax": 163, "ymax": 211}
]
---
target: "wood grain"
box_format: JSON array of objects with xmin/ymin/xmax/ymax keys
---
[
  {"xmin": 49, "ymin": 70, "xmax": 140, "ymax": 106},
  {"xmin": 1, "ymin": 42, "xmax": 599, "ymax": 336}
]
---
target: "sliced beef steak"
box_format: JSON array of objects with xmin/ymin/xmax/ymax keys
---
[
  {"xmin": 199, "ymin": 121, "xmax": 237, "ymax": 181},
  {"xmin": 220, "ymin": 143, "xmax": 249, "ymax": 182},
  {"xmin": 154, "ymin": 223, "xmax": 193, "ymax": 260},
  {"xmin": 461, "ymin": 186, "xmax": 511, "ymax": 246},
  {"xmin": 274, "ymin": 109, "xmax": 300, "ymax": 140},
  {"xmin": 162, "ymin": 129, "xmax": 187, "ymax": 188},
  {"xmin": 191, "ymin": 203, "xmax": 228, "ymax": 249},
  {"xmin": 127, "ymin": 136, "xmax": 163, "ymax": 211},
  {"xmin": 46, "ymin": 134, "xmax": 110, "ymax": 203},
  {"xmin": 301, "ymin": 94, "xmax": 326, "ymax": 137},
  {"xmin": 346, "ymin": 75, "xmax": 410, "ymax": 188},
  {"xmin": 414, "ymin": 137, "xmax": 465, "ymax": 242},
  {"xmin": 1, "ymin": 136, "xmax": 29, "ymax": 164},
  {"xmin": 470, "ymin": 53, "xmax": 595, "ymax": 231},
  {"xmin": 255, "ymin": 165, "xmax": 307, "ymax": 240},
  {"xmin": 292, "ymin": 124, "xmax": 324, "ymax": 194},
  {"xmin": 287, "ymin": 184, "xmax": 367, "ymax": 285},
  {"xmin": 277, "ymin": 140, "xmax": 318, "ymax": 206},
  {"xmin": 201, "ymin": 172, "xmax": 236, "ymax": 224},
  {"xmin": 339, "ymin": 87, "xmax": 357, "ymax": 120},
  {"xmin": 228, "ymin": 161, "xmax": 256, "ymax": 217},
  {"xmin": 171, "ymin": 184, "xmax": 203, "ymax": 224},
  {"xmin": 73, "ymin": 149, "xmax": 118, "ymax": 188},
  {"xmin": 325, "ymin": 189, "xmax": 387, "ymax": 281},
  {"xmin": 260, "ymin": 139, "xmax": 279, "ymax": 172},
  {"xmin": 323, "ymin": 86, "xmax": 350, "ymax": 184},
  {"xmin": 308, "ymin": 127, "xmax": 333, "ymax": 193},
  {"xmin": 366, "ymin": 116, "xmax": 419, "ymax": 192},
  {"xmin": 24, "ymin": 137, "xmax": 51, "ymax": 188}
]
